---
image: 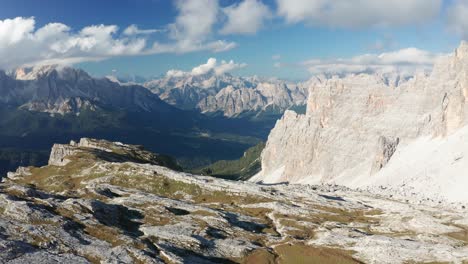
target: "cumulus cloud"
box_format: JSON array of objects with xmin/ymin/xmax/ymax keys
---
[
  {"xmin": 447, "ymin": 0, "xmax": 468, "ymax": 39},
  {"xmin": 166, "ymin": 0, "xmax": 236, "ymax": 53},
  {"xmin": 0, "ymin": 14, "xmax": 238, "ymax": 69},
  {"xmin": 303, "ymin": 48, "xmax": 443, "ymax": 76},
  {"xmin": 0, "ymin": 17, "xmax": 148, "ymax": 69},
  {"xmin": 220, "ymin": 0, "xmax": 272, "ymax": 35},
  {"xmin": 276, "ymin": 0, "xmax": 442, "ymax": 28},
  {"xmin": 166, "ymin": 58, "xmax": 247, "ymax": 77},
  {"xmin": 123, "ymin": 25, "xmax": 163, "ymax": 35},
  {"xmin": 170, "ymin": 0, "xmax": 218, "ymax": 42}
]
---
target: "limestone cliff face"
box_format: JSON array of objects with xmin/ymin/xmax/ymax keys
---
[
  {"xmin": 256, "ymin": 42, "xmax": 468, "ymax": 184},
  {"xmin": 48, "ymin": 143, "xmax": 79, "ymax": 166}
]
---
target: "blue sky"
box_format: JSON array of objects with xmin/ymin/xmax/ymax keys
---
[{"xmin": 0, "ymin": 0, "xmax": 466, "ymax": 80}]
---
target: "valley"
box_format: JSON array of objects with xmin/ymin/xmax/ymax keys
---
[{"xmin": 0, "ymin": 66, "xmax": 298, "ymax": 177}]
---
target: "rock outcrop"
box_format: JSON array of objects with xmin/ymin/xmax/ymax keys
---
[
  {"xmin": 44, "ymin": 138, "xmax": 182, "ymax": 171},
  {"xmin": 48, "ymin": 143, "xmax": 78, "ymax": 166},
  {"xmin": 255, "ymin": 42, "xmax": 468, "ymax": 203}
]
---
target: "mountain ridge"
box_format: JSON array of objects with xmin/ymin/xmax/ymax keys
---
[
  {"xmin": 143, "ymin": 73, "xmax": 309, "ymax": 118},
  {"xmin": 0, "ymin": 65, "xmax": 173, "ymax": 115}
]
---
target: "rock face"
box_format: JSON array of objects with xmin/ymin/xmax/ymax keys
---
[
  {"xmin": 45, "ymin": 138, "xmax": 182, "ymax": 171},
  {"xmin": 48, "ymin": 143, "xmax": 78, "ymax": 166},
  {"xmin": 2, "ymin": 139, "xmax": 467, "ymax": 263},
  {"xmin": 255, "ymin": 42, "xmax": 468, "ymax": 203},
  {"xmin": 0, "ymin": 65, "xmax": 172, "ymax": 115},
  {"xmin": 144, "ymin": 74, "xmax": 309, "ymax": 118}
]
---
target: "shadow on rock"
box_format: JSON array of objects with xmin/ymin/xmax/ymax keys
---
[
  {"xmin": 90, "ymin": 200, "xmax": 144, "ymax": 237},
  {"xmin": 224, "ymin": 212, "xmax": 266, "ymax": 234}
]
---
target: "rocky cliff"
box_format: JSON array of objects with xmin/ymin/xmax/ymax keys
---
[
  {"xmin": 45, "ymin": 138, "xmax": 182, "ymax": 170},
  {"xmin": 255, "ymin": 42, "xmax": 468, "ymax": 203},
  {"xmin": 2, "ymin": 139, "xmax": 467, "ymax": 263}
]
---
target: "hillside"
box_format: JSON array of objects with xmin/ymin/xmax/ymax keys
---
[
  {"xmin": 194, "ymin": 142, "xmax": 265, "ymax": 180},
  {"xmin": 1, "ymin": 139, "xmax": 467, "ymax": 263}
]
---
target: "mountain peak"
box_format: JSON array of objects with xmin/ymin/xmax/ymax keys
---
[
  {"xmin": 455, "ymin": 41, "xmax": 468, "ymax": 60},
  {"xmin": 14, "ymin": 65, "xmax": 59, "ymax": 80},
  {"xmin": 13, "ymin": 65, "xmax": 92, "ymax": 81}
]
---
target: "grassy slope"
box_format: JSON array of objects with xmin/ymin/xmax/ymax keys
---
[{"xmin": 193, "ymin": 142, "xmax": 265, "ymax": 180}]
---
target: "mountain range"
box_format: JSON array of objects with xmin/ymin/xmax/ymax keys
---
[
  {"xmin": 0, "ymin": 66, "xmax": 290, "ymax": 176},
  {"xmin": 2, "ymin": 65, "xmax": 172, "ymax": 115},
  {"xmin": 143, "ymin": 74, "xmax": 309, "ymax": 118}
]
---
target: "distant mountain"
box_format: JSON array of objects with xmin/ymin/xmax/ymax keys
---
[
  {"xmin": 1, "ymin": 65, "xmax": 169, "ymax": 115},
  {"xmin": 0, "ymin": 66, "xmax": 278, "ymax": 176},
  {"xmin": 143, "ymin": 73, "xmax": 309, "ymax": 118}
]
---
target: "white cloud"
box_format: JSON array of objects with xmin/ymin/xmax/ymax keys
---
[
  {"xmin": 0, "ymin": 14, "xmax": 238, "ymax": 70},
  {"xmin": 272, "ymin": 54, "xmax": 281, "ymax": 60},
  {"xmin": 220, "ymin": 0, "xmax": 272, "ymax": 35},
  {"xmin": 192, "ymin": 58, "xmax": 218, "ymax": 75},
  {"xmin": 0, "ymin": 17, "xmax": 148, "ymax": 69},
  {"xmin": 447, "ymin": 0, "xmax": 468, "ymax": 40},
  {"xmin": 159, "ymin": 0, "xmax": 237, "ymax": 53},
  {"xmin": 213, "ymin": 59, "xmax": 248, "ymax": 75},
  {"xmin": 0, "ymin": 17, "xmax": 35, "ymax": 46},
  {"xmin": 123, "ymin": 25, "xmax": 163, "ymax": 35},
  {"xmin": 276, "ymin": 0, "xmax": 442, "ymax": 28},
  {"xmin": 164, "ymin": 0, "xmax": 236, "ymax": 53},
  {"xmin": 166, "ymin": 58, "xmax": 247, "ymax": 77},
  {"xmin": 303, "ymin": 48, "xmax": 443, "ymax": 76}
]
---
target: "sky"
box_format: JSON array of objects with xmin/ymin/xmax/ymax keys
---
[{"xmin": 0, "ymin": 0, "xmax": 467, "ymax": 80}]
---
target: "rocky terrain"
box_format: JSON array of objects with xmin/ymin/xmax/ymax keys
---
[
  {"xmin": 143, "ymin": 74, "xmax": 308, "ymax": 118},
  {"xmin": 1, "ymin": 138, "xmax": 467, "ymax": 263},
  {"xmin": 254, "ymin": 42, "xmax": 468, "ymax": 204}
]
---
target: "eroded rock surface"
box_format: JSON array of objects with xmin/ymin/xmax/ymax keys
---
[{"xmin": 1, "ymin": 139, "xmax": 467, "ymax": 263}]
